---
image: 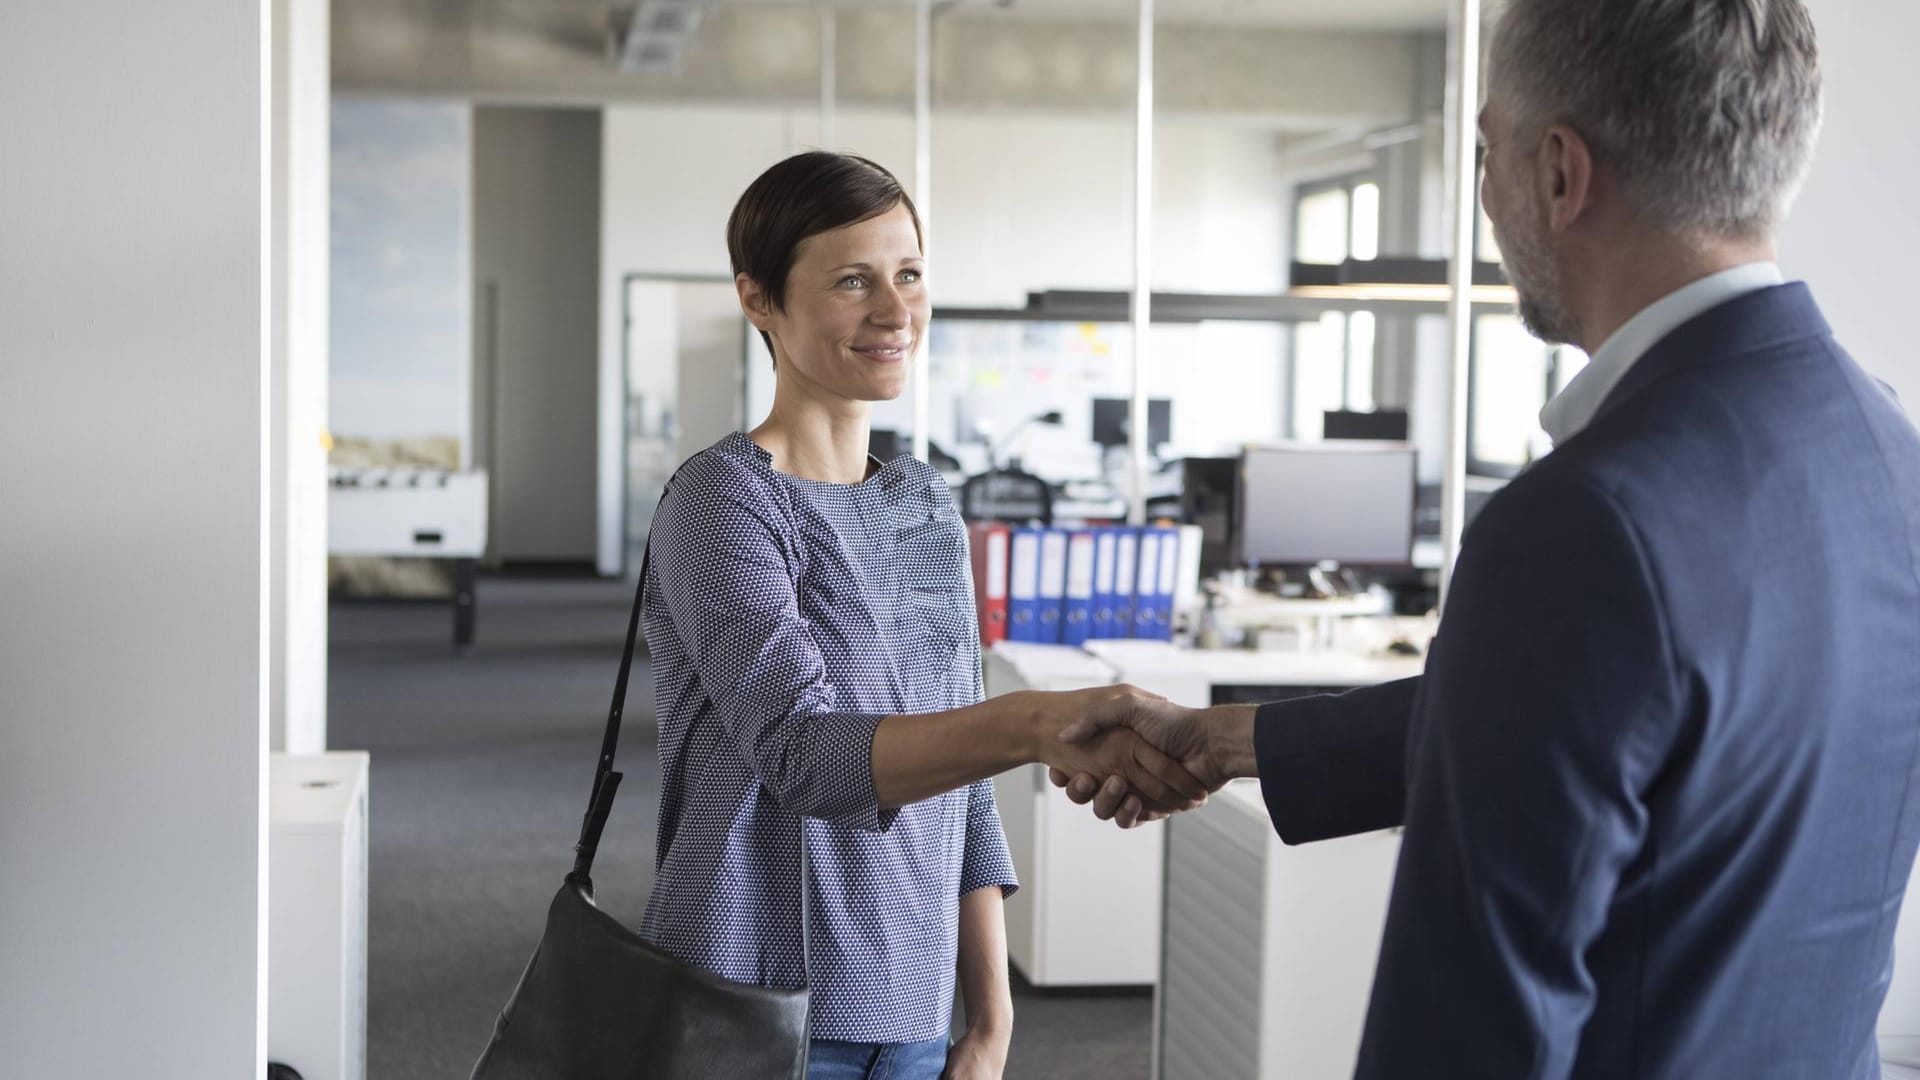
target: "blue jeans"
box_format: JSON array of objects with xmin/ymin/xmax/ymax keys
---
[{"xmin": 808, "ymin": 1037, "xmax": 949, "ymax": 1080}]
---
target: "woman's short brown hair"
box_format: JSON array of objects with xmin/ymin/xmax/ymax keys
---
[{"xmin": 726, "ymin": 152, "xmax": 923, "ymax": 361}]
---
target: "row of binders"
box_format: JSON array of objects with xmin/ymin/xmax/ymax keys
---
[{"xmin": 968, "ymin": 522, "xmax": 1202, "ymax": 646}]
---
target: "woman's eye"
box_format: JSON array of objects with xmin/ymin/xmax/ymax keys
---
[
  {"xmin": 898, "ymin": 269, "xmax": 923, "ymax": 285},
  {"xmin": 839, "ymin": 275, "xmax": 868, "ymax": 289}
]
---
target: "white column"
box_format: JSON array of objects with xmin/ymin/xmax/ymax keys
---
[
  {"xmin": 1129, "ymin": 0, "xmax": 1156, "ymax": 525},
  {"xmin": 271, "ymin": 0, "xmax": 331, "ymax": 753}
]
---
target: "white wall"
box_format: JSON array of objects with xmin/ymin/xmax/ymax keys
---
[
  {"xmin": 1779, "ymin": 0, "xmax": 1920, "ymax": 411},
  {"xmin": 0, "ymin": 2, "xmax": 267, "ymax": 1076},
  {"xmin": 598, "ymin": 104, "xmax": 1290, "ymax": 570},
  {"xmin": 1782, "ymin": 0, "xmax": 1920, "ymax": 1045}
]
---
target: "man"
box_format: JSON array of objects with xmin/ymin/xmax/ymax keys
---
[{"xmin": 1060, "ymin": 0, "xmax": 1920, "ymax": 1076}]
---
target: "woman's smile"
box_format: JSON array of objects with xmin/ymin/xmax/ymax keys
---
[{"xmin": 851, "ymin": 341, "xmax": 912, "ymax": 363}]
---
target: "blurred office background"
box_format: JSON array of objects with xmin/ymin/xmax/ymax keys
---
[{"xmin": 5, "ymin": 1, "xmax": 1919, "ymax": 1078}]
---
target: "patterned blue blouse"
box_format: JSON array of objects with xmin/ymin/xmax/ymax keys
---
[{"xmin": 638, "ymin": 432, "xmax": 1019, "ymax": 1044}]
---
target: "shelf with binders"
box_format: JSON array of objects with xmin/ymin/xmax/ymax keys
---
[{"xmin": 968, "ymin": 521, "xmax": 1202, "ymax": 648}]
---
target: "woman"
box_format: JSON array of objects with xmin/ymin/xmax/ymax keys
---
[{"xmin": 638, "ymin": 152, "xmax": 1203, "ymax": 1080}]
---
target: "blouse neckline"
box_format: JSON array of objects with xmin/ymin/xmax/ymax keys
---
[{"xmin": 724, "ymin": 431, "xmax": 913, "ymax": 493}]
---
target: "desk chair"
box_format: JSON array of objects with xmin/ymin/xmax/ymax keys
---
[{"xmin": 961, "ymin": 467, "xmax": 1054, "ymax": 527}]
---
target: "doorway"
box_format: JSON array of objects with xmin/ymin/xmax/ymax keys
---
[{"xmin": 622, "ymin": 275, "xmax": 751, "ymax": 575}]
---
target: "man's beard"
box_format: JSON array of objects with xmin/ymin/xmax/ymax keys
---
[{"xmin": 1495, "ymin": 199, "xmax": 1579, "ymax": 346}]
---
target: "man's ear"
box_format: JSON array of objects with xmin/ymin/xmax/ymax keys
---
[
  {"xmin": 1539, "ymin": 124, "xmax": 1595, "ymax": 234},
  {"xmin": 736, "ymin": 273, "xmax": 775, "ymax": 331}
]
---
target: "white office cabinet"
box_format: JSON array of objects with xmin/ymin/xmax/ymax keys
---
[
  {"xmin": 985, "ymin": 639, "xmax": 1422, "ymax": 990},
  {"xmin": 994, "ymin": 761, "xmax": 1168, "ymax": 986},
  {"xmin": 987, "ymin": 643, "xmax": 1167, "ymax": 986},
  {"xmin": 1158, "ymin": 781, "xmax": 1399, "ymax": 1080},
  {"xmin": 270, "ymin": 752, "xmax": 370, "ymax": 1080}
]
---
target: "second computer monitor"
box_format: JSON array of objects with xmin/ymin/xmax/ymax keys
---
[
  {"xmin": 1322, "ymin": 409, "xmax": 1410, "ymax": 442},
  {"xmin": 1237, "ymin": 444, "xmax": 1417, "ymax": 568},
  {"xmin": 1092, "ymin": 398, "xmax": 1171, "ymax": 449}
]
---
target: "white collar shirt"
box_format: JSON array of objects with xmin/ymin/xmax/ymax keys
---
[{"xmin": 1538, "ymin": 262, "xmax": 1785, "ymax": 446}]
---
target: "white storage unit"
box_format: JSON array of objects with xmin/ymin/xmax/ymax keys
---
[
  {"xmin": 269, "ymin": 752, "xmax": 371, "ymax": 1080},
  {"xmin": 987, "ymin": 643, "xmax": 1169, "ymax": 987},
  {"xmin": 1157, "ymin": 781, "xmax": 1399, "ymax": 1080},
  {"xmin": 983, "ymin": 634, "xmax": 1420, "ymax": 991},
  {"xmin": 985, "ymin": 639, "xmax": 1422, "ymax": 989}
]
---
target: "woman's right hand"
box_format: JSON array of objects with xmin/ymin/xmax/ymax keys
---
[{"xmin": 1020, "ymin": 686, "xmax": 1210, "ymax": 822}]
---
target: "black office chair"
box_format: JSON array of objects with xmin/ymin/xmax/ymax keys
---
[{"xmin": 960, "ymin": 467, "xmax": 1054, "ymax": 527}]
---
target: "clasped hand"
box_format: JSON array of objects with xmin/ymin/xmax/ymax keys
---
[{"xmin": 1024, "ymin": 685, "xmax": 1239, "ymax": 829}]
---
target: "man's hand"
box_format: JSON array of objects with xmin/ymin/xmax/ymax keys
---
[
  {"xmin": 1019, "ymin": 686, "xmax": 1209, "ymax": 821},
  {"xmin": 1051, "ymin": 700, "xmax": 1259, "ymax": 825}
]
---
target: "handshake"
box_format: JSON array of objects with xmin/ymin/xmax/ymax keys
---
[{"xmin": 1020, "ymin": 686, "xmax": 1259, "ymax": 830}]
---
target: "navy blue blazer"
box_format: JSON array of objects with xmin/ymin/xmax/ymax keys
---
[{"xmin": 1255, "ymin": 284, "xmax": 1920, "ymax": 1079}]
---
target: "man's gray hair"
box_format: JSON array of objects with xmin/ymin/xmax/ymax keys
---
[{"xmin": 1491, "ymin": 0, "xmax": 1823, "ymax": 238}]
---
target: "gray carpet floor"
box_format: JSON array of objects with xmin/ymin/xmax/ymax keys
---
[{"xmin": 329, "ymin": 575, "xmax": 1153, "ymax": 1079}]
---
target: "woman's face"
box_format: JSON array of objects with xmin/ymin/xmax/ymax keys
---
[{"xmin": 742, "ymin": 202, "xmax": 928, "ymax": 404}]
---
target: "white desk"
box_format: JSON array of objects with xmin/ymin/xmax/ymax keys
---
[
  {"xmin": 984, "ymin": 640, "xmax": 1422, "ymax": 989},
  {"xmin": 1081, "ymin": 639, "xmax": 1422, "ymax": 708}
]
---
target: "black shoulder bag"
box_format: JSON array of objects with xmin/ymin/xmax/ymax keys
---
[{"xmin": 470, "ymin": 539, "xmax": 812, "ymax": 1079}]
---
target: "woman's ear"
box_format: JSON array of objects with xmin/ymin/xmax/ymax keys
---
[{"xmin": 736, "ymin": 273, "xmax": 775, "ymax": 331}]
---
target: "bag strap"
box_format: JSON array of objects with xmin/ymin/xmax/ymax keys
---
[
  {"xmin": 567, "ymin": 538, "xmax": 649, "ymax": 885},
  {"xmin": 798, "ymin": 821, "xmax": 811, "ymax": 992},
  {"xmin": 567, "ymin": 474, "xmax": 814, "ymax": 992}
]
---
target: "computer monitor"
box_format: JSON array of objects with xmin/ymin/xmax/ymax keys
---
[
  {"xmin": 1322, "ymin": 409, "xmax": 1410, "ymax": 442},
  {"xmin": 1180, "ymin": 456, "xmax": 1239, "ymax": 577},
  {"xmin": 1236, "ymin": 444, "xmax": 1417, "ymax": 568},
  {"xmin": 868, "ymin": 428, "xmax": 904, "ymax": 462},
  {"xmin": 1092, "ymin": 398, "xmax": 1171, "ymax": 449}
]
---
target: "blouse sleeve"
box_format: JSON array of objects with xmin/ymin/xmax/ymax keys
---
[
  {"xmin": 959, "ymin": 779, "xmax": 1019, "ymax": 897},
  {"xmin": 649, "ymin": 453, "xmax": 896, "ymax": 832}
]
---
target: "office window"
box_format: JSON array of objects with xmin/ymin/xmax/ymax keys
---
[
  {"xmin": 1291, "ymin": 177, "xmax": 1382, "ymax": 439},
  {"xmin": 1468, "ymin": 313, "xmax": 1588, "ymax": 475},
  {"xmin": 1477, "ymin": 197, "xmax": 1501, "ymax": 266},
  {"xmin": 1345, "ymin": 311, "xmax": 1376, "ymax": 413},
  {"xmin": 1350, "ymin": 183, "xmax": 1380, "ymax": 261},
  {"xmin": 1466, "ymin": 199, "xmax": 1589, "ymax": 474},
  {"xmin": 1295, "ymin": 186, "xmax": 1351, "ymax": 263},
  {"xmin": 1469, "ymin": 314, "xmax": 1549, "ymax": 470}
]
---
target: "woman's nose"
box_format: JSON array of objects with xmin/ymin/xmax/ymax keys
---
[{"xmin": 870, "ymin": 285, "xmax": 912, "ymax": 329}]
